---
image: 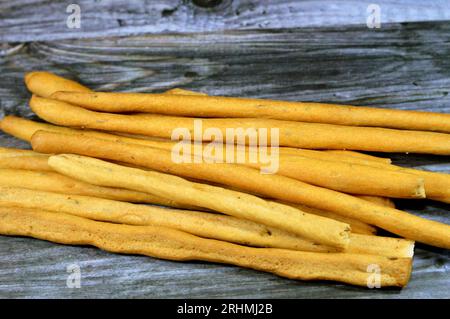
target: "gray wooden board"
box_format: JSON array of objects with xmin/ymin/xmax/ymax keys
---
[
  {"xmin": 2, "ymin": 0, "xmax": 450, "ymax": 42},
  {"xmin": 0, "ymin": 21, "xmax": 450, "ymax": 298}
]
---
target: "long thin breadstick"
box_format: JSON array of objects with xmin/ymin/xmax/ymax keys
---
[
  {"xmin": 153, "ymin": 87, "xmax": 387, "ymax": 165},
  {"xmin": 100, "ymin": 135, "xmax": 425, "ymax": 198},
  {"xmin": 0, "ymin": 207, "xmax": 412, "ymax": 287},
  {"xmin": 0, "ymin": 115, "xmax": 75, "ymax": 142},
  {"xmin": 0, "ymin": 146, "xmax": 376, "ymax": 233},
  {"xmin": 24, "ymin": 71, "xmax": 200, "ymax": 98},
  {"xmin": 3, "ymin": 115, "xmax": 447, "ymax": 203},
  {"xmin": 315, "ymin": 152, "xmax": 450, "ymax": 204},
  {"xmin": 0, "ymin": 148, "xmax": 52, "ymax": 171},
  {"xmin": 285, "ymin": 203, "xmax": 377, "ymax": 235},
  {"xmin": 32, "ymin": 133, "xmax": 450, "ymax": 248},
  {"xmin": 0, "ymin": 187, "xmax": 413, "ymax": 258},
  {"xmin": 3, "ymin": 112, "xmax": 430, "ymax": 199},
  {"xmin": 0, "ymin": 116, "xmax": 396, "ymax": 169},
  {"xmin": 47, "ymin": 155, "xmax": 352, "ymax": 250},
  {"xmin": 50, "ymin": 90, "xmax": 450, "ymax": 133},
  {"xmin": 0, "ymin": 168, "xmax": 197, "ymax": 209},
  {"xmin": 25, "ymin": 78, "xmax": 391, "ymax": 164},
  {"xmin": 245, "ymin": 156, "xmax": 425, "ymax": 198},
  {"xmin": 356, "ymin": 195, "xmax": 396, "ymax": 208},
  {"xmin": 25, "ymin": 71, "xmax": 91, "ymax": 98},
  {"xmin": 30, "ymin": 95, "xmax": 450, "ymax": 155}
]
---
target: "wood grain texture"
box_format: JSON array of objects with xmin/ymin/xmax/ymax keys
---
[
  {"xmin": 0, "ymin": 21, "xmax": 449, "ymax": 298},
  {"xmin": 1, "ymin": 0, "xmax": 450, "ymax": 42}
]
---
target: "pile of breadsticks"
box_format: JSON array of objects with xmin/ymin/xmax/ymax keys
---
[{"xmin": 1, "ymin": 72, "xmax": 450, "ymax": 288}]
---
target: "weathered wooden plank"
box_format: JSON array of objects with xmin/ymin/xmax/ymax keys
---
[
  {"xmin": 1, "ymin": 0, "xmax": 450, "ymax": 42},
  {"xmin": 0, "ymin": 22, "xmax": 449, "ymax": 298},
  {"xmin": 0, "ymin": 236, "xmax": 448, "ymax": 299}
]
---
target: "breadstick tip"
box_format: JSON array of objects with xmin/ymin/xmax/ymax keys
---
[{"xmin": 24, "ymin": 71, "xmax": 40, "ymax": 85}]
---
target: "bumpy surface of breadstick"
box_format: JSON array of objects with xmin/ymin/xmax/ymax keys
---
[
  {"xmin": 102, "ymin": 135, "xmax": 424, "ymax": 198},
  {"xmin": 285, "ymin": 203, "xmax": 377, "ymax": 235},
  {"xmin": 0, "ymin": 145, "xmax": 379, "ymax": 231},
  {"xmin": 50, "ymin": 90, "xmax": 450, "ymax": 133},
  {"xmin": 0, "ymin": 207, "xmax": 412, "ymax": 287},
  {"xmin": 46, "ymin": 154, "xmax": 351, "ymax": 249},
  {"xmin": 246, "ymin": 156, "xmax": 425, "ymax": 198},
  {"xmin": 0, "ymin": 187, "xmax": 413, "ymax": 258},
  {"xmin": 154, "ymin": 87, "xmax": 386, "ymax": 166},
  {"xmin": 0, "ymin": 116, "xmax": 400, "ymax": 168},
  {"xmin": 25, "ymin": 71, "xmax": 91, "ymax": 97},
  {"xmin": 356, "ymin": 195, "xmax": 396, "ymax": 208},
  {"xmin": 0, "ymin": 115, "xmax": 75, "ymax": 142},
  {"xmin": 10, "ymin": 105, "xmax": 428, "ymax": 197},
  {"xmin": 318, "ymin": 153, "xmax": 450, "ymax": 204},
  {"xmin": 0, "ymin": 148, "xmax": 52, "ymax": 171},
  {"xmin": 33, "ymin": 133, "xmax": 450, "ymax": 248},
  {"xmin": 30, "ymin": 96, "xmax": 450, "ymax": 155},
  {"xmin": 324, "ymin": 150, "xmax": 391, "ymax": 164},
  {"xmin": 0, "ymin": 169, "xmax": 194, "ymax": 209}
]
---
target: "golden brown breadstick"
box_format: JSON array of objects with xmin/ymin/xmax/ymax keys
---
[
  {"xmin": 4, "ymin": 113, "xmax": 442, "ymax": 202},
  {"xmin": 47, "ymin": 154, "xmax": 351, "ymax": 249},
  {"xmin": 0, "ymin": 187, "xmax": 413, "ymax": 258},
  {"xmin": 50, "ymin": 90, "xmax": 450, "ymax": 133},
  {"xmin": 0, "ymin": 207, "xmax": 412, "ymax": 287},
  {"xmin": 356, "ymin": 195, "xmax": 396, "ymax": 208},
  {"xmin": 0, "ymin": 147, "xmax": 52, "ymax": 171},
  {"xmin": 89, "ymin": 134, "xmax": 426, "ymax": 198},
  {"xmin": 0, "ymin": 115, "xmax": 403, "ymax": 168},
  {"xmin": 0, "ymin": 115, "xmax": 75, "ymax": 142},
  {"xmin": 25, "ymin": 71, "xmax": 91, "ymax": 98},
  {"xmin": 33, "ymin": 133, "xmax": 450, "ymax": 248},
  {"xmin": 0, "ymin": 169, "xmax": 196, "ymax": 209},
  {"xmin": 324, "ymin": 150, "xmax": 391, "ymax": 164},
  {"xmin": 245, "ymin": 156, "xmax": 425, "ymax": 198},
  {"xmin": 285, "ymin": 203, "xmax": 377, "ymax": 235},
  {"xmin": 0, "ymin": 145, "xmax": 380, "ymax": 233},
  {"xmin": 322, "ymin": 155, "xmax": 450, "ymax": 204},
  {"xmin": 49, "ymin": 156, "xmax": 350, "ymax": 249},
  {"xmin": 30, "ymin": 96, "xmax": 450, "ymax": 155}
]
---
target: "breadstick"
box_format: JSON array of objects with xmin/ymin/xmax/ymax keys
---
[
  {"xmin": 319, "ymin": 154, "xmax": 450, "ymax": 204},
  {"xmin": 284, "ymin": 203, "xmax": 377, "ymax": 235},
  {"xmin": 245, "ymin": 156, "xmax": 425, "ymax": 198},
  {"xmin": 159, "ymin": 87, "xmax": 401, "ymax": 166},
  {"xmin": 0, "ymin": 169, "xmax": 196, "ymax": 209},
  {"xmin": 0, "ymin": 147, "xmax": 52, "ymax": 171},
  {"xmin": 297, "ymin": 152, "xmax": 450, "ymax": 204},
  {"xmin": 0, "ymin": 145, "xmax": 377, "ymax": 233},
  {"xmin": 30, "ymin": 96, "xmax": 450, "ymax": 155},
  {"xmin": 0, "ymin": 115, "xmax": 75, "ymax": 142},
  {"xmin": 25, "ymin": 71, "xmax": 91, "ymax": 98},
  {"xmin": 0, "ymin": 187, "xmax": 413, "ymax": 258},
  {"xmin": 3, "ymin": 113, "xmax": 443, "ymax": 202},
  {"xmin": 0, "ymin": 115, "xmax": 403, "ymax": 168},
  {"xmin": 49, "ymin": 156, "xmax": 349, "ymax": 248},
  {"xmin": 356, "ymin": 195, "xmax": 396, "ymax": 208},
  {"xmin": 324, "ymin": 150, "xmax": 391, "ymax": 164},
  {"xmin": 172, "ymin": 179, "xmax": 376, "ymax": 235},
  {"xmin": 50, "ymin": 90, "xmax": 450, "ymax": 133},
  {"xmin": 33, "ymin": 133, "xmax": 450, "ymax": 248},
  {"xmin": 24, "ymin": 71, "xmax": 198, "ymax": 98},
  {"xmin": 75, "ymin": 133, "xmax": 426, "ymax": 198},
  {"xmin": 49, "ymin": 154, "xmax": 351, "ymax": 249},
  {"xmin": 0, "ymin": 207, "xmax": 412, "ymax": 287}
]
